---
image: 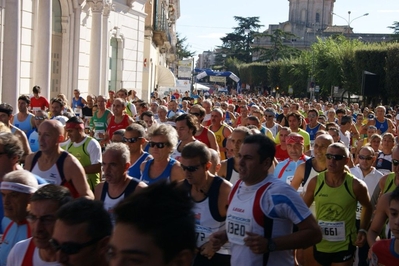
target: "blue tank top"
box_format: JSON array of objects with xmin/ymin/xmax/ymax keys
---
[
  {"xmin": 375, "ymin": 119, "xmax": 389, "ymax": 134},
  {"xmin": 140, "ymin": 158, "xmax": 176, "ymax": 185},
  {"xmin": 127, "ymin": 152, "xmax": 151, "ymax": 179},
  {"xmin": 306, "ymin": 123, "xmax": 321, "ymax": 141},
  {"xmin": 72, "ymin": 97, "xmax": 85, "ymax": 108},
  {"xmin": 12, "ymin": 113, "xmax": 34, "ymax": 134},
  {"xmin": 27, "ymin": 130, "xmax": 39, "ymax": 152}
]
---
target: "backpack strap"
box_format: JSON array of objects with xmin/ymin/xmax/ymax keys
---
[
  {"xmin": 226, "ymin": 157, "xmax": 235, "ymax": 181},
  {"xmin": 29, "ymin": 151, "xmax": 42, "ymax": 171}
]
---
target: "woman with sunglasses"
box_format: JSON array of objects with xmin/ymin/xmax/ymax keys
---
[
  {"xmin": 140, "ymin": 124, "xmax": 185, "ymax": 185},
  {"xmin": 189, "ymin": 104, "xmax": 219, "ymax": 153}
]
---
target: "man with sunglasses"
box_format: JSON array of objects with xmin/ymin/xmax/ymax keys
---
[
  {"xmin": 51, "ymin": 198, "xmax": 112, "ymax": 266},
  {"xmin": 7, "ymin": 184, "xmax": 72, "ymax": 265},
  {"xmin": 180, "ymin": 142, "xmax": 232, "ymax": 265},
  {"xmin": 63, "ymin": 116, "xmax": 102, "ymax": 191},
  {"xmin": 264, "ymin": 108, "xmax": 280, "ymax": 138},
  {"xmin": 303, "ymin": 142, "xmax": 372, "ymax": 266},
  {"xmin": 125, "ymin": 124, "xmax": 152, "ymax": 179}
]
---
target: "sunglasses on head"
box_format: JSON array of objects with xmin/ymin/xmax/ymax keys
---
[
  {"xmin": 189, "ymin": 112, "xmax": 200, "ymax": 117},
  {"xmin": 325, "ymin": 154, "xmax": 347, "ymax": 161},
  {"xmin": 35, "ymin": 116, "xmax": 45, "ymax": 120},
  {"xmin": 181, "ymin": 164, "xmax": 202, "ymax": 172},
  {"xmin": 123, "ymin": 137, "xmax": 142, "ymax": 143},
  {"xmin": 49, "ymin": 238, "xmax": 100, "ymax": 255},
  {"xmin": 393, "ymin": 159, "xmax": 399, "ymax": 166},
  {"xmin": 148, "ymin": 142, "xmax": 167, "ymax": 149},
  {"xmin": 358, "ymin": 155, "xmax": 373, "ymax": 161}
]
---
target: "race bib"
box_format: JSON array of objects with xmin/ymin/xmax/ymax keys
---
[
  {"xmin": 356, "ymin": 202, "xmax": 362, "ymax": 220},
  {"xmin": 94, "ymin": 129, "xmax": 105, "ymax": 139},
  {"xmin": 195, "ymin": 225, "xmax": 212, "ymax": 248},
  {"xmin": 318, "ymin": 220, "xmax": 345, "ymax": 242},
  {"xmin": 226, "ymin": 214, "xmax": 251, "ymax": 245}
]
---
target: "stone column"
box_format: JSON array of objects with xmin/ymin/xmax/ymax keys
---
[
  {"xmin": 87, "ymin": 0, "xmax": 104, "ymax": 96},
  {"xmin": 34, "ymin": 0, "xmax": 52, "ymax": 101},
  {"xmin": 101, "ymin": 2, "xmax": 112, "ymax": 96},
  {"xmin": 2, "ymin": 0, "xmax": 21, "ymax": 107}
]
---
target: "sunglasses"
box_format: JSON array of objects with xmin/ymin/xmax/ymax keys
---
[
  {"xmin": 393, "ymin": 159, "xmax": 399, "ymax": 166},
  {"xmin": 35, "ymin": 116, "xmax": 45, "ymax": 120},
  {"xmin": 123, "ymin": 137, "xmax": 142, "ymax": 143},
  {"xmin": 189, "ymin": 112, "xmax": 200, "ymax": 117},
  {"xmin": 358, "ymin": 155, "xmax": 373, "ymax": 161},
  {"xmin": 148, "ymin": 142, "xmax": 167, "ymax": 149},
  {"xmin": 181, "ymin": 164, "xmax": 202, "ymax": 172},
  {"xmin": 49, "ymin": 238, "xmax": 100, "ymax": 255},
  {"xmin": 325, "ymin": 154, "xmax": 347, "ymax": 161}
]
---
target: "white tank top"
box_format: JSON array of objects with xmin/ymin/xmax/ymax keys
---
[
  {"xmin": 193, "ymin": 197, "xmax": 230, "ymax": 255},
  {"xmin": 31, "ymin": 163, "xmax": 63, "ymax": 185},
  {"xmin": 266, "ymin": 123, "xmax": 279, "ymax": 137}
]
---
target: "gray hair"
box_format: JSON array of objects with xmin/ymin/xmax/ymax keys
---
[
  {"xmin": 148, "ymin": 123, "xmax": 178, "ymax": 149},
  {"xmin": 3, "ymin": 170, "xmax": 38, "ymax": 189},
  {"xmin": 104, "ymin": 142, "xmax": 130, "ymax": 165}
]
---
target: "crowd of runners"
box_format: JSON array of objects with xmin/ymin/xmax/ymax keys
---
[{"xmin": 0, "ymin": 85, "xmax": 398, "ymax": 265}]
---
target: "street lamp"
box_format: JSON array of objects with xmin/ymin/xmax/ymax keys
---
[
  {"xmin": 222, "ymin": 54, "xmax": 226, "ymax": 70},
  {"xmin": 332, "ymin": 11, "xmax": 369, "ymax": 36},
  {"xmin": 244, "ymin": 28, "xmax": 251, "ymax": 63}
]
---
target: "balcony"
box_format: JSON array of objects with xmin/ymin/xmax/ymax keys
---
[{"xmin": 153, "ymin": 13, "xmax": 168, "ymax": 47}]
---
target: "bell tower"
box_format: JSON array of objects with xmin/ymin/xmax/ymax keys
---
[{"xmin": 288, "ymin": 0, "xmax": 335, "ymax": 29}]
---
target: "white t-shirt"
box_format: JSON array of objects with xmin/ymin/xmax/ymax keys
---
[
  {"xmin": 228, "ymin": 175, "xmax": 312, "ymax": 266},
  {"xmin": 7, "ymin": 238, "xmax": 60, "ymax": 266}
]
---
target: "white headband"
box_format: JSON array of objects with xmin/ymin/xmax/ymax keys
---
[{"xmin": 0, "ymin": 181, "xmax": 37, "ymax": 194}]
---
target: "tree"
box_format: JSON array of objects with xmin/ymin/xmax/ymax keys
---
[
  {"xmin": 388, "ymin": 21, "xmax": 399, "ymax": 40},
  {"xmin": 175, "ymin": 33, "xmax": 195, "ymax": 60},
  {"xmin": 255, "ymin": 29, "xmax": 301, "ymax": 62},
  {"xmin": 218, "ymin": 16, "xmax": 264, "ymax": 64}
]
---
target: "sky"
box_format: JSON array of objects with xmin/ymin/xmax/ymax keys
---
[{"xmin": 176, "ymin": 0, "xmax": 399, "ymax": 56}]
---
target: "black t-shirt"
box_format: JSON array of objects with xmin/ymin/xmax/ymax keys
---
[{"xmin": 82, "ymin": 106, "xmax": 93, "ymax": 117}]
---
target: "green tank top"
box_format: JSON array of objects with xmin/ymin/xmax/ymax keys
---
[
  {"xmin": 314, "ymin": 171, "xmax": 357, "ymax": 253},
  {"xmin": 383, "ymin": 172, "xmax": 396, "ymax": 194},
  {"xmin": 90, "ymin": 109, "xmax": 111, "ymax": 140},
  {"xmin": 66, "ymin": 136, "xmax": 100, "ymax": 191}
]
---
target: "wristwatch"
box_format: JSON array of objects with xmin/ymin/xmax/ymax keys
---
[{"xmin": 267, "ymin": 238, "xmax": 276, "ymax": 252}]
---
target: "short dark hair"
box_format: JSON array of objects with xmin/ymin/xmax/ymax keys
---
[
  {"xmin": 114, "ymin": 181, "xmax": 195, "ymax": 263},
  {"xmin": 341, "ymin": 115, "xmax": 352, "ymax": 125},
  {"xmin": 140, "ymin": 111, "xmax": 154, "ymax": 121},
  {"xmin": 56, "ymin": 198, "xmax": 112, "ymax": 240},
  {"xmin": 389, "ymin": 186, "xmax": 399, "ymax": 204},
  {"xmin": 181, "ymin": 141, "xmax": 210, "ymax": 164},
  {"xmin": 31, "ymin": 184, "xmax": 73, "ymax": 207},
  {"xmin": 0, "ymin": 132, "xmax": 24, "ymax": 160},
  {"xmin": 32, "ymin": 85, "xmax": 41, "ymax": 94},
  {"xmin": 66, "ymin": 116, "xmax": 84, "ymax": 124},
  {"xmin": 0, "ymin": 103, "xmax": 13, "ymax": 116},
  {"xmin": 18, "ymin": 95, "xmax": 31, "ymax": 105},
  {"xmin": 336, "ymin": 108, "xmax": 347, "ymax": 115},
  {"xmin": 125, "ymin": 123, "xmax": 146, "ymax": 138},
  {"xmin": 243, "ymin": 134, "xmax": 276, "ymax": 163},
  {"xmin": 175, "ymin": 114, "xmax": 197, "ymax": 135}
]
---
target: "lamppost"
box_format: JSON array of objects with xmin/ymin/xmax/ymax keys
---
[
  {"xmin": 244, "ymin": 28, "xmax": 250, "ymax": 63},
  {"xmin": 222, "ymin": 54, "xmax": 226, "ymax": 71},
  {"xmin": 331, "ymin": 11, "xmax": 369, "ymax": 37}
]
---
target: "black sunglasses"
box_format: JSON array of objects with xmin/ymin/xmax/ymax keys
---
[
  {"xmin": 393, "ymin": 159, "xmax": 399, "ymax": 166},
  {"xmin": 49, "ymin": 238, "xmax": 100, "ymax": 255},
  {"xmin": 123, "ymin": 137, "xmax": 142, "ymax": 143},
  {"xmin": 181, "ymin": 164, "xmax": 202, "ymax": 172},
  {"xmin": 325, "ymin": 154, "xmax": 347, "ymax": 161},
  {"xmin": 148, "ymin": 142, "xmax": 167, "ymax": 149},
  {"xmin": 35, "ymin": 116, "xmax": 45, "ymax": 120},
  {"xmin": 358, "ymin": 155, "xmax": 373, "ymax": 161}
]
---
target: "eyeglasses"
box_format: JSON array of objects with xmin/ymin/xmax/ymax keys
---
[
  {"xmin": 358, "ymin": 155, "xmax": 373, "ymax": 161},
  {"xmin": 181, "ymin": 164, "xmax": 202, "ymax": 172},
  {"xmin": 325, "ymin": 154, "xmax": 347, "ymax": 161},
  {"xmin": 49, "ymin": 238, "xmax": 101, "ymax": 255},
  {"xmin": 393, "ymin": 159, "xmax": 399, "ymax": 166},
  {"xmin": 189, "ymin": 112, "xmax": 200, "ymax": 117},
  {"xmin": 148, "ymin": 142, "xmax": 167, "ymax": 148},
  {"xmin": 34, "ymin": 116, "xmax": 45, "ymax": 120},
  {"xmin": 123, "ymin": 137, "xmax": 142, "ymax": 143},
  {"xmin": 27, "ymin": 214, "xmax": 56, "ymax": 225}
]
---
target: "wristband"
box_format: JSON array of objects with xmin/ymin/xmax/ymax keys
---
[{"xmin": 358, "ymin": 229, "xmax": 367, "ymax": 234}]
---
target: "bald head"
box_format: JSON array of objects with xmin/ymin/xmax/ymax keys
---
[
  {"xmin": 40, "ymin": 120, "xmax": 64, "ymax": 137},
  {"xmin": 315, "ymin": 133, "xmax": 334, "ymax": 145}
]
